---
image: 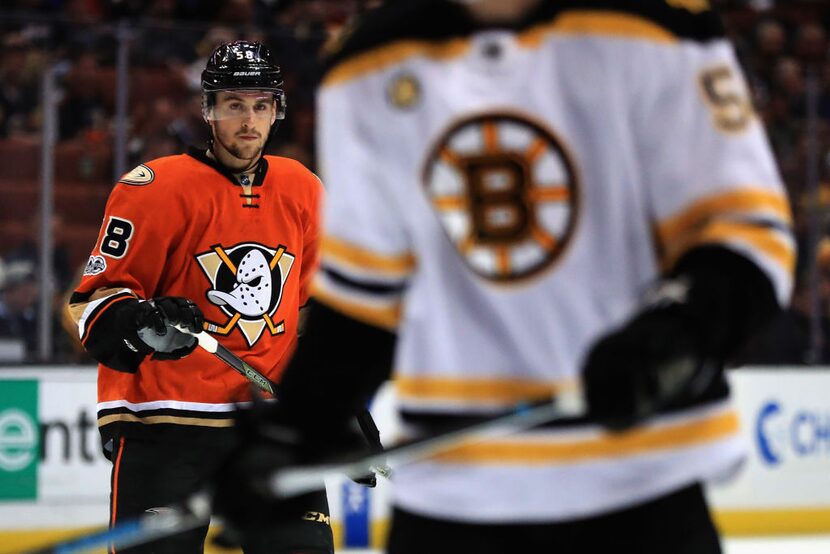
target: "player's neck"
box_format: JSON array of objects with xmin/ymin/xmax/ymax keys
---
[{"xmin": 206, "ymin": 147, "xmax": 258, "ymax": 184}]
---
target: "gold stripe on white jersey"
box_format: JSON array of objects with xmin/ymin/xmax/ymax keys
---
[
  {"xmin": 322, "ymin": 235, "xmax": 416, "ymax": 280},
  {"xmin": 657, "ymin": 188, "xmax": 791, "ymax": 243},
  {"xmin": 395, "ymin": 375, "xmax": 577, "ymax": 407},
  {"xmin": 311, "ymin": 276, "xmax": 402, "ymax": 330},
  {"xmin": 656, "ymin": 187, "xmax": 794, "ymax": 272},
  {"xmin": 432, "ymin": 409, "xmax": 739, "ymax": 465}
]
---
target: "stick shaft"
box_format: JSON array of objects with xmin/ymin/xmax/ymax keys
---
[
  {"xmin": 175, "ymin": 326, "xmax": 276, "ymax": 396},
  {"xmin": 212, "ymin": 340, "xmax": 276, "ymax": 395},
  {"xmin": 23, "ymin": 495, "xmax": 211, "ymax": 554},
  {"xmin": 270, "ymin": 389, "xmax": 585, "ymax": 498}
]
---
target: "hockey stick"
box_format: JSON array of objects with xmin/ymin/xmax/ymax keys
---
[
  {"xmin": 175, "ymin": 325, "xmax": 277, "ymax": 396},
  {"xmin": 268, "ymin": 388, "xmax": 585, "ymax": 498},
  {"xmin": 21, "ymin": 493, "xmax": 212, "ymax": 554},
  {"xmin": 20, "ymin": 389, "xmax": 584, "ymax": 554}
]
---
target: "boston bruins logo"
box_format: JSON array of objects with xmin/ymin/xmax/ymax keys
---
[
  {"xmin": 196, "ymin": 242, "xmax": 295, "ymax": 346},
  {"xmin": 423, "ymin": 112, "xmax": 579, "ymax": 281}
]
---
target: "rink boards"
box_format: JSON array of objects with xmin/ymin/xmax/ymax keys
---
[{"xmin": 0, "ymin": 366, "xmax": 828, "ymax": 551}]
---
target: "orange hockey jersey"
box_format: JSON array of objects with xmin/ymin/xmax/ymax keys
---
[{"xmin": 69, "ymin": 150, "xmax": 321, "ymax": 441}]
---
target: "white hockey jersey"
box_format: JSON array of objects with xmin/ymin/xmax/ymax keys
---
[{"xmin": 315, "ymin": 1, "xmax": 794, "ymax": 522}]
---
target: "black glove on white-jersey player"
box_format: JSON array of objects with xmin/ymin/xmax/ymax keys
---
[
  {"xmin": 582, "ymin": 281, "xmax": 713, "ymax": 431},
  {"xmin": 582, "ymin": 246, "xmax": 780, "ymax": 431}
]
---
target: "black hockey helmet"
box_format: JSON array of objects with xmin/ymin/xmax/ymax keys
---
[{"xmin": 201, "ymin": 40, "xmax": 286, "ymax": 121}]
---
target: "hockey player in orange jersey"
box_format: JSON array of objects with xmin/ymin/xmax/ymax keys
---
[{"xmin": 67, "ymin": 41, "xmax": 333, "ymax": 553}]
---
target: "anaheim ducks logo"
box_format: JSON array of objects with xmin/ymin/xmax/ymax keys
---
[
  {"xmin": 423, "ymin": 112, "xmax": 579, "ymax": 282},
  {"xmin": 196, "ymin": 242, "xmax": 295, "ymax": 346},
  {"xmin": 119, "ymin": 164, "xmax": 155, "ymax": 186}
]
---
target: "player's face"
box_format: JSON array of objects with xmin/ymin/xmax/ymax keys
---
[{"xmin": 209, "ymin": 90, "xmax": 277, "ymax": 170}]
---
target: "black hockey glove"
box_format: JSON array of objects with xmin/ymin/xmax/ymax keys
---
[
  {"xmin": 135, "ymin": 297, "xmax": 204, "ymax": 361},
  {"xmin": 82, "ymin": 296, "xmax": 204, "ymax": 372},
  {"xmin": 582, "ymin": 280, "xmax": 714, "ymax": 431},
  {"xmin": 212, "ymin": 402, "xmax": 376, "ymax": 544},
  {"xmin": 582, "ymin": 246, "xmax": 781, "ymax": 431}
]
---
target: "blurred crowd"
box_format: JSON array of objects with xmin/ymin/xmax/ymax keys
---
[
  {"xmin": 1, "ymin": 0, "xmax": 830, "ymax": 364},
  {"xmin": 0, "ymin": 0, "xmax": 382, "ymax": 163}
]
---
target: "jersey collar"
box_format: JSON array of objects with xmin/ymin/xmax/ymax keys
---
[{"xmin": 187, "ymin": 147, "xmax": 269, "ymax": 187}]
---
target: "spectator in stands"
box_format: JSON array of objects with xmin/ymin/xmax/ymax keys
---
[
  {"xmin": 820, "ymin": 60, "xmax": 830, "ymax": 119},
  {"xmin": 0, "ymin": 260, "xmax": 39, "ymax": 359},
  {"xmin": 5, "ymin": 213, "xmax": 73, "ymax": 293},
  {"xmin": 177, "ymin": 26, "xmax": 237, "ymax": 92},
  {"xmin": 754, "ymin": 19, "xmax": 787, "ymax": 73},
  {"xmin": 60, "ymin": 51, "xmax": 109, "ymax": 140},
  {"xmin": 129, "ymin": 96, "xmax": 188, "ymax": 161},
  {"xmin": 136, "ymin": 0, "xmax": 200, "ymax": 67},
  {"xmin": 0, "ymin": 35, "xmax": 41, "ymax": 138},
  {"xmin": 774, "ymin": 57, "xmax": 806, "ymax": 108},
  {"xmin": 213, "ymin": 0, "xmax": 257, "ymax": 27},
  {"xmin": 795, "ymin": 22, "xmax": 827, "ymax": 67}
]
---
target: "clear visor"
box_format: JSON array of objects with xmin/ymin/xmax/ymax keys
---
[{"xmin": 204, "ymin": 90, "xmax": 286, "ymax": 121}]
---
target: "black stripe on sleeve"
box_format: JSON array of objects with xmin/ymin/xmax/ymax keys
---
[{"xmin": 321, "ymin": 266, "xmax": 407, "ymax": 296}]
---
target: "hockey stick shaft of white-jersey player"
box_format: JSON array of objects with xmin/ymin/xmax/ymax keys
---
[
  {"xmin": 19, "ymin": 390, "xmax": 584, "ymax": 554},
  {"xmin": 268, "ymin": 388, "xmax": 586, "ymax": 498}
]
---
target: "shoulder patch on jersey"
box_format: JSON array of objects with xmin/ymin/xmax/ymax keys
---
[
  {"xmin": 83, "ymin": 255, "xmax": 107, "ymax": 276},
  {"xmin": 388, "ymin": 73, "xmax": 422, "ymax": 110},
  {"xmin": 119, "ymin": 164, "xmax": 155, "ymax": 186}
]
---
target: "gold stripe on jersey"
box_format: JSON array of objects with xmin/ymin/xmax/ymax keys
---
[
  {"xmin": 673, "ymin": 220, "xmax": 796, "ymax": 272},
  {"xmin": 323, "ymin": 235, "xmax": 416, "ymax": 278},
  {"xmin": 396, "ymin": 376, "xmax": 575, "ymax": 404},
  {"xmin": 656, "ymin": 188, "xmax": 794, "ymax": 271},
  {"xmin": 324, "ymin": 11, "xmax": 680, "ymax": 88},
  {"xmin": 97, "ymin": 413, "xmax": 235, "ymax": 428},
  {"xmin": 658, "ymin": 188, "xmax": 791, "ymax": 245},
  {"xmin": 312, "ymin": 280, "xmax": 401, "ymax": 330},
  {"xmin": 432, "ymin": 409, "xmax": 739, "ymax": 464}
]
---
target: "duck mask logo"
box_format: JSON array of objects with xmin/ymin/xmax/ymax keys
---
[{"xmin": 196, "ymin": 242, "xmax": 295, "ymax": 346}]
